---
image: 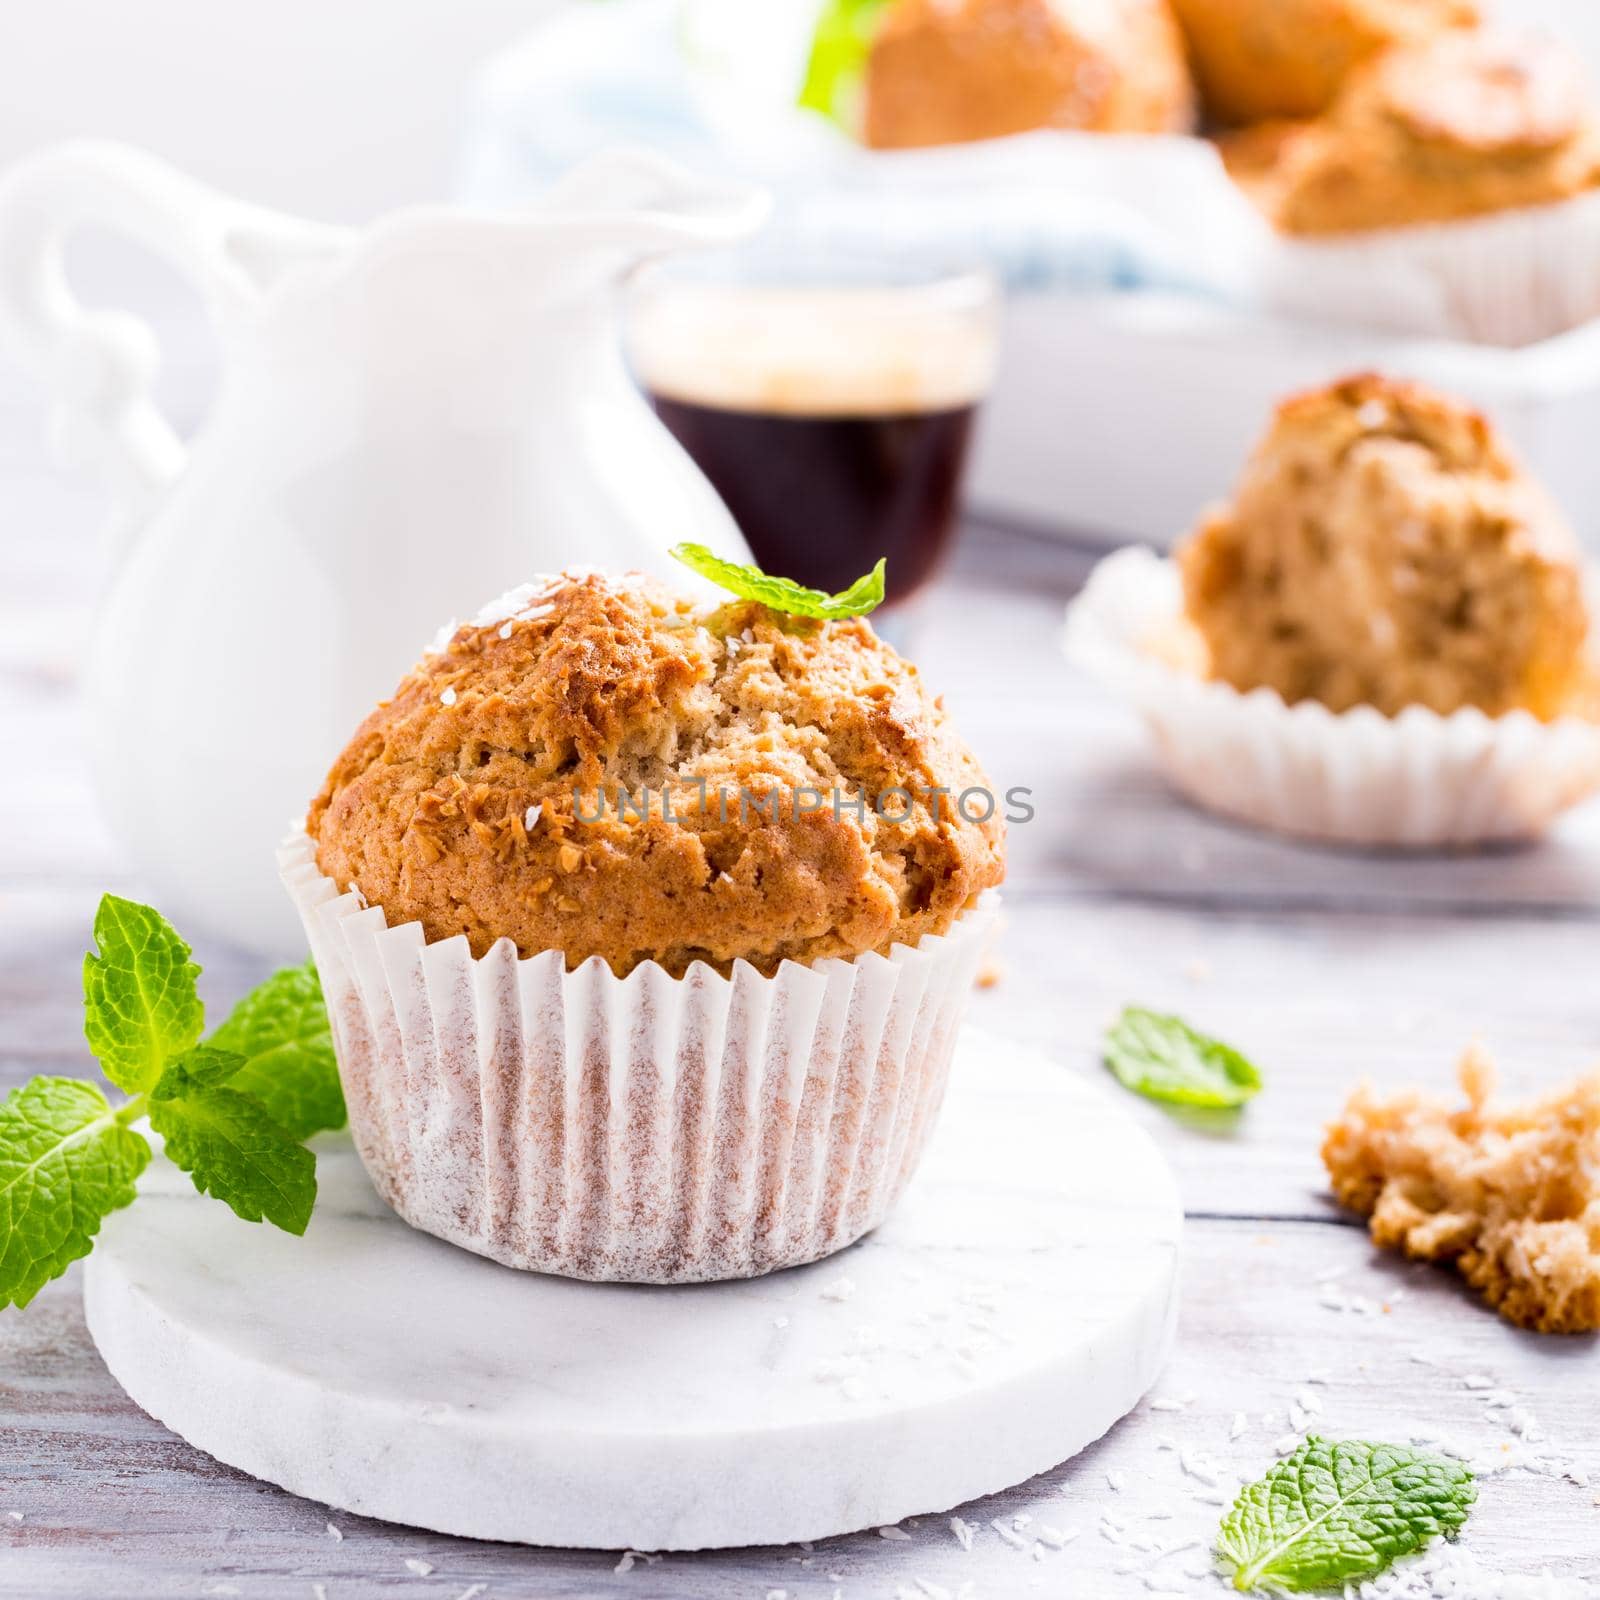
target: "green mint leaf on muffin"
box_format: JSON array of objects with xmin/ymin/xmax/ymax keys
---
[
  {"xmin": 671, "ymin": 543, "xmax": 887, "ymax": 619},
  {"xmin": 149, "ymin": 1072, "xmax": 317, "ymax": 1236},
  {"xmin": 208, "ymin": 960, "xmax": 346, "ymax": 1141},
  {"xmin": 1217, "ymin": 1437, "xmax": 1476, "ymax": 1593},
  {"xmin": 798, "ymin": 0, "xmax": 893, "ymax": 131},
  {"xmin": 0, "ymin": 897, "xmax": 339, "ymax": 1308},
  {"xmin": 0, "ymin": 1078, "xmax": 151, "ymax": 1309},
  {"xmin": 83, "ymin": 893, "xmax": 204, "ymax": 1095},
  {"xmin": 1103, "ymin": 1006, "xmax": 1262, "ymax": 1108}
]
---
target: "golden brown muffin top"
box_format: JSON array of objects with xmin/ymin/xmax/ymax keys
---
[
  {"xmin": 310, "ymin": 571, "xmax": 1005, "ymax": 976},
  {"xmin": 1224, "ymin": 31, "xmax": 1600, "ymax": 234},
  {"xmin": 1177, "ymin": 373, "xmax": 1597, "ymax": 720},
  {"xmin": 862, "ymin": 0, "xmax": 1195, "ymax": 150},
  {"xmin": 1171, "ymin": 0, "xmax": 1476, "ymax": 127}
]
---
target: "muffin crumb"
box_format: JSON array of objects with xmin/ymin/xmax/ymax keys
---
[{"xmin": 1323, "ymin": 1047, "xmax": 1600, "ymax": 1333}]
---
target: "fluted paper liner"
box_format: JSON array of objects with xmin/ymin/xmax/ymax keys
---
[
  {"xmin": 279, "ymin": 834, "xmax": 996, "ymax": 1283},
  {"xmin": 1257, "ymin": 190, "xmax": 1600, "ymax": 349},
  {"xmin": 1064, "ymin": 548, "xmax": 1600, "ymax": 848}
]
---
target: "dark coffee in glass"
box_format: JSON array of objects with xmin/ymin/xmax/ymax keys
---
[{"xmin": 628, "ymin": 280, "xmax": 997, "ymax": 608}]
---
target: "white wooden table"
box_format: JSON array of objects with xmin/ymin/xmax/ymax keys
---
[{"xmin": 3, "ymin": 366, "xmax": 1599, "ymax": 1598}]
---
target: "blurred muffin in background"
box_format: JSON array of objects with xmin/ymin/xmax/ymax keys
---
[
  {"xmin": 862, "ymin": 0, "xmax": 1195, "ymax": 149},
  {"xmin": 1170, "ymin": 0, "xmax": 1476, "ymax": 126},
  {"xmin": 1177, "ymin": 374, "xmax": 1596, "ymax": 720},
  {"xmin": 1223, "ymin": 30, "xmax": 1600, "ymax": 235}
]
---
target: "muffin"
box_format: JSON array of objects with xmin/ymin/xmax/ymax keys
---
[
  {"xmin": 1062, "ymin": 375, "xmax": 1600, "ymax": 846},
  {"xmin": 1223, "ymin": 30, "xmax": 1600, "ymax": 235},
  {"xmin": 1177, "ymin": 374, "xmax": 1596, "ymax": 720},
  {"xmin": 283, "ymin": 568, "xmax": 1004, "ymax": 1283},
  {"xmin": 1170, "ymin": 0, "xmax": 1475, "ymax": 127},
  {"xmin": 862, "ymin": 0, "xmax": 1196, "ymax": 150}
]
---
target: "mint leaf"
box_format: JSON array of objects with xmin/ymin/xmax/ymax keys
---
[
  {"xmin": 798, "ymin": 0, "xmax": 892, "ymax": 131},
  {"xmin": 672, "ymin": 543, "xmax": 886, "ymax": 620},
  {"xmin": 208, "ymin": 960, "xmax": 345, "ymax": 1141},
  {"xmin": 1104, "ymin": 1006, "xmax": 1262, "ymax": 1109},
  {"xmin": 83, "ymin": 895, "xmax": 203, "ymax": 1095},
  {"xmin": 1218, "ymin": 1436, "xmax": 1476, "ymax": 1593},
  {"xmin": 151, "ymin": 1043, "xmax": 247, "ymax": 1100},
  {"xmin": 149, "ymin": 1088, "xmax": 316, "ymax": 1236},
  {"xmin": 0, "ymin": 1078, "xmax": 150, "ymax": 1308}
]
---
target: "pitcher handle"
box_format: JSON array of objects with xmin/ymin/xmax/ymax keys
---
[{"xmin": 0, "ymin": 140, "xmax": 347, "ymax": 552}]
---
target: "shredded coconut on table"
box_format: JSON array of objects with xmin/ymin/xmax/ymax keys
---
[
  {"xmin": 991, "ymin": 1518, "xmax": 1031, "ymax": 1551},
  {"xmin": 1035, "ymin": 1524, "xmax": 1080, "ymax": 1549}
]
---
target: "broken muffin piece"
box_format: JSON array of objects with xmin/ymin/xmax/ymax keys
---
[
  {"xmin": 1177, "ymin": 374, "xmax": 1597, "ymax": 720},
  {"xmin": 1323, "ymin": 1046, "xmax": 1600, "ymax": 1333}
]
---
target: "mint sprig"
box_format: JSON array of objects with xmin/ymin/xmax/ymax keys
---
[
  {"xmin": 0, "ymin": 897, "xmax": 345, "ymax": 1308},
  {"xmin": 1218, "ymin": 1437, "xmax": 1476, "ymax": 1593},
  {"xmin": 798, "ymin": 0, "xmax": 893, "ymax": 133},
  {"xmin": 672, "ymin": 543, "xmax": 887, "ymax": 619},
  {"xmin": 1103, "ymin": 1006, "xmax": 1263, "ymax": 1109}
]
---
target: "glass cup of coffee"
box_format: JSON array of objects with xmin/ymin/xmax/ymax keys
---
[{"xmin": 626, "ymin": 254, "xmax": 1000, "ymax": 610}]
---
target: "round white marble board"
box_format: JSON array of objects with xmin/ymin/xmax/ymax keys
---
[{"xmin": 83, "ymin": 1026, "xmax": 1182, "ymax": 1551}]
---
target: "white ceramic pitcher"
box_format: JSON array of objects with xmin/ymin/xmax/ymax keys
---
[{"xmin": 0, "ymin": 141, "xmax": 765, "ymax": 956}]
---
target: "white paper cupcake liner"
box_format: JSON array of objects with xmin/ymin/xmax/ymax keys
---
[
  {"xmin": 1256, "ymin": 189, "xmax": 1600, "ymax": 349},
  {"xmin": 278, "ymin": 834, "xmax": 997, "ymax": 1283},
  {"xmin": 1063, "ymin": 547, "xmax": 1600, "ymax": 848}
]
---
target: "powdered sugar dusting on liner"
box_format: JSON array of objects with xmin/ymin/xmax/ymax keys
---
[
  {"xmin": 278, "ymin": 834, "xmax": 997, "ymax": 1283},
  {"xmin": 1063, "ymin": 547, "xmax": 1600, "ymax": 848},
  {"xmin": 1256, "ymin": 188, "xmax": 1600, "ymax": 348}
]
